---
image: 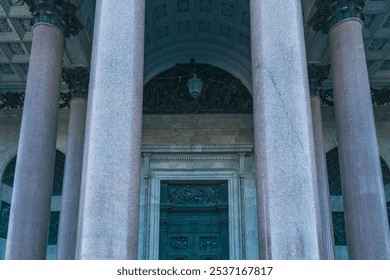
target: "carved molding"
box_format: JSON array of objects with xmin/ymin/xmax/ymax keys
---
[
  {"xmin": 309, "ymin": 0, "xmax": 366, "ymax": 33},
  {"xmin": 320, "ymin": 87, "xmax": 390, "ymax": 106},
  {"xmin": 25, "ymin": 0, "xmax": 83, "ymax": 38},
  {"xmin": 199, "ymin": 237, "xmax": 218, "ymax": 250},
  {"xmin": 170, "ymin": 237, "xmax": 188, "ymax": 251},
  {"xmin": 150, "ymin": 154, "xmax": 239, "ymax": 161},
  {"xmin": 62, "ymin": 67, "xmax": 89, "ymax": 100},
  {"xmin": 0, "ymin": 92, "xmax": 70, "ymax": 109},
  {"xmin": 143, "ymin": 64, "xmax": 252, "ymax": 114},
  {"xmin": 0, "ymin": 92, "xmax": 24, "ymax": 109},
  {"xmin": 168, "ymin": 185, "xmax": 220, "ymax": 205}
]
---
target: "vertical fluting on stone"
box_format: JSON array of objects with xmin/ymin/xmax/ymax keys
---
[
  {"xmin": 57, "ymin": 68, "xmax": 89, "ymax": 260},
  {"xmin": 310, "ymin": 0, "xmax": 390, "ymax": 260},
  {"xmin": 75, "ymin": 0, "xmax": 145, "ymax": 260},
  {"xmin": 5, "ymin": 1, "xmax": 82, "ymax": 260},
  {"xmin": 250, "ymin": 0, "xmax": 323, "ymax": 259},
  {"xmin": 308, "ymin": 65, "xmax": 335, "ymax": 260}
]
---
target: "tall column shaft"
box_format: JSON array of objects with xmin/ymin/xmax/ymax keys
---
[
  {"xmin": 310, "ymin": 95, "xmax": 335, "ymax": 259},
  {"xmin": 57, "ymin": 98, "xmax": 87, "ymax": 260},
  {"xmin": 76, "ymin": 0, "xmax": 145, "ymax": 259},
  {"xmin": 250, "ymin": 0, "xmax": 323, "ymax": 259},
  {"xmin": 5, "ymin": 24, "xmax": 64, "ymax": 259},
  {"xmin": 329, "ymin": 19, "xmax": 390, "ymax": 259}
]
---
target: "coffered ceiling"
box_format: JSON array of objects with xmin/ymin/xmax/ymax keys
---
[{"xmin": 0, "ymin": 0, "xmax": 390, "ymax": 93}]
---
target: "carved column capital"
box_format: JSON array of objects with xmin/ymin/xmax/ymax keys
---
[
  {"xmin": 309, "ymin": 0, "xmax": 366, "ymax": 33},
  {"xmin": 308, "ymin": 64, "xmax": 330, "ymax": 98},
  {"xmin": 62, "ymin": 67, "xmax": 89, "ymax": 100},
  {"xmin": 25, "ymin": 0, "xmax": 83, "ymax": 37}
]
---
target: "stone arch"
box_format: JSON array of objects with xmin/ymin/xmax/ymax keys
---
[{"xmin": 144, "ymin": 42, "xmax": 252, "ymax": 92}]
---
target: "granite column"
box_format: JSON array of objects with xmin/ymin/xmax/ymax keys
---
[
  {"xmin": 308, "ymin": 65, "xmax": 335, "ymax": 260},
  {"xmin": 75, "ymin": 0, "xmax": 145, "ymax": 259},
  {"xmin": 57, "ymin": 68, "xmax": 89, "ymax": 260},
  {"xmin": 250, "ymin": 0, "xmax": 324, "ymax": 259},
  {"xmin": 329, "ymin": 17, "xmax": 389, "ymax": 260},
  {"xmin": 310, "ymin": 1, "xmax": 390, "ymax": 259},
  {"xmin": 5, "ymin": 1, "xmax": 82, "ymax": 259}
]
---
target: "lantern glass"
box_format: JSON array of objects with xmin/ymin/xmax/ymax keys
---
[{"xmin": 187, "ymin": 75, "xmax": 203, "ymax": 99}]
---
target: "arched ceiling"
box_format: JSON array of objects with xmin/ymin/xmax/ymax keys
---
[
  {"xmin": 1, "ymin": 0, "xmax": 390, "ymax": 93},
  {"xmin": 143, "ymin": 0, "xmax": 251, "ymax": 89}
]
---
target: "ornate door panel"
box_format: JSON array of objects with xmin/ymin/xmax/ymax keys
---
[{"xmin": 159, "ymin": 182, "xmax": 229, "ymax": 260}]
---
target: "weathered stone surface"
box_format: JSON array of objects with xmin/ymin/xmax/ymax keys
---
[
  {"xmin": 250, "ymin": 0, "xmax": 323, "ymax": 259},
  {"xmin": 75, "ymin": 0, "xmax": 145, "ymax": 260}
]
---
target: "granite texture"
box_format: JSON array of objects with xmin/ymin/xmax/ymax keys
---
[
  {"xmin": 5, "ymin": 24, "xmax": 64, "ymax": 259},
  {"xmin": 310, "ymin": 96, "xmax": 335, "ymax": 259},
  {"xmin": 57, "ymin": 98, "xmax": 87, "ymax": 259},
  {"xmin": 329, "ymin": 19, "xmax": 390, "ymax": 260},
  {"xmin": 250, "ymin": 0, "xmax": 323, "ymax": 259},
  {"xmin": 75, "ymin": 0, "xmax": 145, "ymax": 260}
]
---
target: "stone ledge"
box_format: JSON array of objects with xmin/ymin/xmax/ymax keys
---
[{"xmin": 142, "ymin": 144, "xmax": 254, "ymax": 154}]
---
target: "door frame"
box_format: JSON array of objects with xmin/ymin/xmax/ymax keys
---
[{"xmin": 143, "ymin": 170, "xmax": 243, "ymax": 260}]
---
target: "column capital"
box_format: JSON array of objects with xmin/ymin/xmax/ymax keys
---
[
  {"xmin": 25, "ymin": 0, "xmax": 83, "ymax": 38},
  {"xmin": 309, "ymin": 0, "xmax": 366, "ymax": 33},
  {"xmin": 62, "ymin": 67, "xmax": 89, "ymax": 100},
  {"xmin": 308, "ymin": 64, "xmax": 330, "ymax": 98}
]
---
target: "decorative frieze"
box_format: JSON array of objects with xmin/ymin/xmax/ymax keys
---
[
  {"xmin": 150, "ymin": 154, "xmax": 239, "ymax": 161},
  {"xmin": 25, "ymin": 0, "xmax": 83, "ymax": 38},
  {"xmin": 309, "ymin": 0, "xmax": 366, "ymax": 33},
  {"xmin": 0, "ymin": 19, "xmax": 12, "ymax": 32},
  {"xmin": 62, "ymin": 67, "xmax": 89, "ymax": 100},
  {"xmin": 169, "ymin": 185, "xmax": 220, "ymax": 205},
  {"xmin": 0, "ymin": 92, "xmax": 24, "ymax": 109},
  {"xmin": 320, "ymin": 87, "xmax": 390, "ymax": 106},
  {"xmin": 143, "ymin": 64, "xmax": 252, "ymax": 114},
  {"xmin": 0, "ymin": 92, "xmax": 73, "ymax": 110}
]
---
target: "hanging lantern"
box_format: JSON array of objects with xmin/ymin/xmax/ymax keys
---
[{"xmin": 187, "ymin": 74, "xmax": 203, "ymax": 99}]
